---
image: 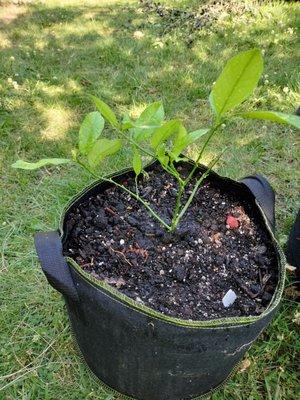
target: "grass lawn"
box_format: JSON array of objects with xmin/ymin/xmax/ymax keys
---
[{"xmin": 0, "ymin": 0, "xmax": 299, "ymax": 398}]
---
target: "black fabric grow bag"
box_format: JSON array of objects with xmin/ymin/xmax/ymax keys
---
[{"xmin": 34, "ymin": 161, "xmax": 285, "ymax": 400}]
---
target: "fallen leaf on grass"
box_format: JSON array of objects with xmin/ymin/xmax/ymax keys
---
[
  {"xmin": 238, "ymin": 358, "xmax": 251, "ymax": 373},
  {"xmin": 286, "ymin": 263, "xmax": 297, "ymax": 273},
  {"xmin": 284, "ymin": 285, "xmax": 300, "ymax": 300},
  {"xmin": 292, "ymin": 311, "xmax": 300, "ymax": 326},
  {"xmin": 133, "ymin": 30, "xmax": 144, "ymax": 39}
]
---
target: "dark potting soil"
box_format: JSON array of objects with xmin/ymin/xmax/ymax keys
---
[{"xmin": 63, "ymin": 163, "xmax": 278, "ymax": 321}]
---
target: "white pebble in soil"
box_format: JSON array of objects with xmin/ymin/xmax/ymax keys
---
[{"xmin": 222, "ymin": 289, "xmax": 237, "ymax": 308}]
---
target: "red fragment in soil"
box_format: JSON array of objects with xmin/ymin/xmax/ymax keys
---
[
  {"xmin": 226, "ymin": 215, "xmax": 239, "ymax": 229},
  {"xmin": 104, "ymin": 207, "xmax": 117, "ymax": 216},
  {"xmin": 126, "ymin": 245, "xmax": 149, "ymax": 261}
]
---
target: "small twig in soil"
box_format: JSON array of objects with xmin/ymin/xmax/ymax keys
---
[
  {"xmin": 126, "ymin": 244, "xmax": 149, "ymax": 261},
  {"xmin": 80, "ymin": 262, "xmax": 92, "ymax": 268},
  {"xmin": 262, "ymin": 273, "xmax": 271, "ymax": 286},
  {"xmin": 109, "ymin": 246, "xmax": 133, "ymax": 266},
  {"xmin": 104, "ymin": 206, "xmax": 117, "ymax": 216},
  {"xmin": 258, "ymin": 268, "xmax": 263, "ymax": 287},
  {"xmin": 234, "ymin": 277, "xmax": 260, "ymax": 299}
]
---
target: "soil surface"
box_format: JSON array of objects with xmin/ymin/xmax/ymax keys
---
[{"xmin": 63, "ymin": 163, "xmax": 278, "ymax": 321}]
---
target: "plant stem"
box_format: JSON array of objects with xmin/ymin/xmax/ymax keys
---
[
  {"xmin": 118, "ymin": 128, "xmax": 180, "ymax": 179},
  {"xmin": 171, "ymin": 150, "xmax": 226, "ymax": 229},
  {"xmin": 135, "ymin": 175, "xmax": 139, "ymax": 196},
  {"xmin": 170, "ymin": 182, "xmax": 185, "ymax": 231},
  {"xmin": 117, "ymin": 128, "xmax": 154, "ymax": 159},
  {"xmin": 184, "ymin": 123, "xmax": 221, "ymax": 187},
  {"xmin": 76, "ymin": 159, "xmax": 172, "ymax": 231},
  {"xmin": 169, "ymin": 123, "xmax": 221, "ymax": 231}
]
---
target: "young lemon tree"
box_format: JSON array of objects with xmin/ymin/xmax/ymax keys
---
[{"xmin": 13, "ymin": 49, "xmax": 300, "ymax": 232}]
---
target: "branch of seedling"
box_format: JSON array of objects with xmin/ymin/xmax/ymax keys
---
[
  {"xmin": 12, "ymin": 49, "xmax": 300, "ymax": 233},
  {"xmin": 76, "ymin": 119, "xmax": 223, "ymax": 232},
  {"xmin": 75, "ymin": 156, "xmax": 172, "ymax": 231}
]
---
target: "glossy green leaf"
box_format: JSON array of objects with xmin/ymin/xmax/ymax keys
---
[
  {"xmin": 210, "ymin": 49, "xmax": 263, "ymax": 116},
  {"xmin": 87, "ymin": 138, "xmax": 122, "ymax": 169},
  {"xmin": 156, "ymin": 144, "xmax": 169, "ymax": 167},
  {"xmin": 187, "ymin": 129, "xmax": 209, "ymax": 142},
  {"xmin": 241, "ymin": 111, "xmax": 300, "ymax": 130},
  {"xmin": 137, "ymin": 101, "xmax": 164, "ymax": 125},
  {"xmin": 121, "ymin": 113, "xmax": 134, "ymax": 131},
  {"xmin": 170, "ymin": 123, "xmax": 187, "ymax": 159},
  {"xmin": 133, "ymin": 102, "xmax": 165, "ymax": 141},
  {"xmin": 171, "ymin": 128, "xmax": 208, "ymax": 159},
  {"xmin": 91, "ymin": 95, "xmax": 119, "ymax": 128},
  {"xmin": 151, "ymin": 120, "xmax": 180, "ymax": 149},
  {"xmin": 79, "ymin": 111, "xmax": 104, "ymax": 155},
  {"xmin": 132, "ymin": 149, "xmax": 142, "ymax": 176},
  {"xmin": 133, "ymin": 126, "xmax": 157, "ymax": 142},
  {"xmin": 12, "ymin": 158, "xmax": 71, "ymax": 170}
]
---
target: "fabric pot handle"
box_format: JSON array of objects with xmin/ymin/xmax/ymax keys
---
[
  {"xmin": 34, "ymin": 231, "xmax": 79, "ymax": 303},
  {"xmin": 240, "ymin": 174, "xmax": 275, "ymax": 233}
]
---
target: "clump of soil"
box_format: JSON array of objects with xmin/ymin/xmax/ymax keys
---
[{"xmin": 63, "ymin": 163, "xmax": 278, "ymax": 321}]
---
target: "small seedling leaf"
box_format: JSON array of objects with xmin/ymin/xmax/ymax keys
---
[
  {"xmin": 171, "ymin": 127, "xmax": 208, "ymax": 160},
  {"xmin": 151, "ymin": 119, "xmax": 180, "ymax": 149},
  {"xmin": 133, "ymin": 101, "xmax": 165, "ymax": 141},
  {"xmin": 241, "ymin": 111, "xmax": 300, "ymax": 130},
  {"xmin": 137, "ymin": 101, "xmax": 164, "ymax": 125},
  {"xmin": 188, "ymin": 129, "xmax": 209, "ymax": 142},
  {"xmin": 132, "ymin": 149, "xmax": 142, "ymax": 176},
  {"xmin": 170, "ymin": 123, "xmax": 188, "ymax": 159},
  {"xmin": 156, "ymin": 144, "xmax": 169, "ymax": 167},
  {"xmin": 12, "ymin": 158, "xmax": 71, "ymax": 170},
  {"xmin": 210, "ymin": 48, "xmax": 263, "ymax": 116},
  {"xmin": 121, "ymin": 113, "xmax": 134, "ymax": 131},
  {"xmin": 87, "ymin": 138, "xmax": 122, "ymax": 169},
  {"xmin": 79, "ymin": 111, "xmax": 104, "ymax": 155},
  {"xmin": 91, "ymin": 95, "xmax": 119, "ymax": 128}
]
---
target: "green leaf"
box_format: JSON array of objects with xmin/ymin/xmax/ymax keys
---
[
  {"xmin": 171, "ymin": 128, "xmax": 209, "ymax": 159},
  {"xmin": 241, "ymin": 111, "xmax": 300, "ymax": 130},
  {"xmin": 133, "ymin": 101, "xmax": 165, "ymax": 141},
  {"xmin": 170, "ymin": 123, "xmax": 187, "ymax": 159},
  {"xmin": 87, "ymin": 138, "xmax": 122, "ymax": 169},
  {"xmin": 156, "ymin": 144, "xmax": 169, "ymax": 167},
  {"xmin": 79, "ymin": 111, "xmax": 104, "ymax": 155},
  {"xmin": 151, "ymin": 120, "xmax": 180, "ymax": 149},
  {"xmin": 210, "ymin": 48, "xmax": 263, "ymax": 116},
  {"xmin": 187, "ymin": 129, "xmax": 209, "ymax": 142},
  {"xmin": 133, "ymin": 126, "xmax": 158, "ymax": 142},
  {"xmin": 137, "ymin": 101, "xmax": 164, "ymax": 125},
  {"xmin": 121, "ymin": 113, "xmax": 134, "ymax": 131},
  {"xmin": 132, "ymin": 149, "xmax": 142, "ymax": 176},
  {"xmin": 12, "ymin": 158, "xmax": 71, "ymax": 170},
  {"xmin": 91, "ymin": 95, "xmax": 119, "ymax": 128}
]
